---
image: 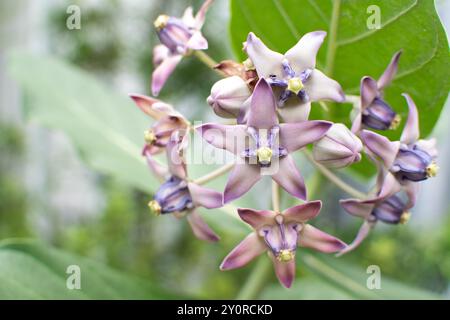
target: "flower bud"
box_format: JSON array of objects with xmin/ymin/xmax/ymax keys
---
[
  {"xmin": 313, "ymin": 124, "xmax": 362, "ymax": 168},
  {"xmin": 207, "ymin": 76, "xmax": 251, "ymax": 119}
]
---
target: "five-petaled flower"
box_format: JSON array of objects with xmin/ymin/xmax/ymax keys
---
[
  {"xmin": 360, "ymin": 93, "xmax": 438, "ymax": 198},
  {"xmin": 339, "ymin": 173, "xmax": 414, "ymax": 255},
  {"xmin": 151, "ymin": 0, "xmax": 213, "ymax": 96},
  {"xmin": 147, "ymin": 133, "xmax": 223, "ymax": 242},
  {"xmin": 197, "ymin": 78, "xmax": 332, "ymax": 203},
  {"xmin": 352, "ymin": 51, "xmax": 402, "ymax": 133},
  {"xmin": 245, "ymin": 31, "xmax": 345, "ymax": 122},
  {"xmin": 130, "ymin": 94, "xmax": 189, "ymax": 177},
  {"xmin": 220, "ymin": 201, "xmax": 347, "ymax": 288}
]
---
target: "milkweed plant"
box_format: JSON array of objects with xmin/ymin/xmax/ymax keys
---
[{"xmin": 130, "ymin": 0, "xmax": 440, "ymax": 288}]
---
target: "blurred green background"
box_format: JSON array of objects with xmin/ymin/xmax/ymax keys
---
[{"xmin": 0, "ymin": 0, "xmax": 449, "ymax": 299}]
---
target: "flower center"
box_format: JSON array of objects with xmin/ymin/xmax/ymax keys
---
[
  {"xmin": 400, "ymin": 211, "xmax": 410, "ymax": 224},
  {"xmin": 154, "ymin": 14, "xmax": 169, "ymax": 30},
  {"xmin": 144, "ymin": 129, "xmax": 157, "ymax": 145},
  {"xmin": 389, "ymin": 114, "xmax": 402, "ymax": 130},
  {"xmin": 148, "ymin": 200, "xmax": 162, "ymax": 216},
  {"xmin": 426, "ymin": 161, "xmax": 439, "ymax": 178},
  {"xmin": 287, "ymin": 77, "xmax": 304, "ymax": 95},
  {"xmin": 277, "ymin": 249, "xmax": 295, "ymax": 262},
  {"xmin": 256, "ymin": 147, "xmax": 273, "ymax": 165}
]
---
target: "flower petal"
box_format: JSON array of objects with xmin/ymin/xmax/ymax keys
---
[
  {"xmin": 196, "ymin": 123, "xmax": 247, "ymax": 155},
  {"xmin": 188, "ymin": 183, "xmax": 223, "ymax": 209},
  {"xmin": 298, "ymin": 224, "xmax": 347, "ymax": 253},
  {"xmin": 224, "ymin": 163, "xmax": 261, "ymax": 203},
  {"xmin": 143, "ymin": 147, "xmax": 168, "ymax": 181},
  {"xmin": 247, "ymin": 78, "xmax": 279, "ymax": 129},
  {"xmin": 277, "ymin": 100, "xmax": 311, "ymax": 123},
  {"xmin": 378, "ymin": 172, "xmax": 402, "ymax": 199},
  {"xmin": 151, "ymin": 54, "xmax": 183, "ymax": 96},
  {"xmin": 304, "ymin": 69, "xmax": 345, "ymax": 102},
  {"xmin": 186, "ymin": 210, "xmax": 220, "ymax": 242},
  {"xmin": 220, "ymin": 233, "xmax": 265, "ymax": 270},
  {"xmin": 187, "ymin": 31, "xmax": 208, "ymax": 50},
  {"xmin": 360, "ymin": 130, "xmax": 400, "ymax": 168},
  {"xmin": 245, "ymin": 32, "xmax": 284, "ymax": 78},
  {"xmin": 270, "ymin": 255, "xmax": 296, "ymax": 288},
  {"xmin": 377, "ymin": 51, "xmax": 402, "ymax": 90},
  {"xmin": 336, "ymin": 221, "xmax": 372, "ymax": 256},
  {"xmin": 129, "ymin": 94, "xmax": 175, "ymax": 119},
  {"xmin": 237, "ymin": 208, "xmax": 276, "ymax": 229},
  {"xmin": 284, "ymin": 31, "xmax": 326, "ymax": 72},
  {"xmin": 340, "ymin": 199, "xmax": 373, "ymax": 219},
  {"xmin": 283, "ymin": 200, "xmax": 322, "ymax": 223},
  {"xmin": 194, "ymin": 0, "xmax": 214, "ymax": 29},
  {"xmin": 360, "ymin": 76, "xmax": 379, "ymax": 110},
  {"xmin": 279, "ymin": 120, "xmax": 332, "ymax": 152},
  {"xmin": 165, "ymin": 134, "xmax": 187, "ymax": 179},
  {"xmin": 271, "ymin": 155, "xmax": 306, "ymax": 200},
  {"xmin": 400, "ymin": 93, "xmax": 420, "ymax": 145}
]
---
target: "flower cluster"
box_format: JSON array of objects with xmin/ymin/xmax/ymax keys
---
[{"xmin": 129, "ymin": 0, "xmax": 439, "ymax": 288}]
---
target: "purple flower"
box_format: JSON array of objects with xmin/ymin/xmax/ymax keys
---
[
  {"xmin": 147, "ymin": 133, "xmax": 223, "ymax": 242},
  {"xmin": 220, "ymin": 201, "xmax": 346, "ymax": 288},
  {"xmin": 197, "ymin": 79, "xmax": 332, "ymax": 203},
  {"xmin": 151, "ymin": 0, "xmax": 213, "ymax": 96},
  {"xmin": 313, "ymin": 123, "xmax": 363, "ymax": 168},
  {"xmin": 245, "ymin": 32, "xmax": 344, "ymax": 122},
  {"xmin": 339, "ymin": 173, "xmax": 416, "ymax": 255},
  {"xmin": 352, "ymin": 51, "xmax": 402, "ymax": 133},
  {"xmin": 361, "ymin": 93, "xmax": 438, "ymax": 188},
  {"xmin": 129, "ymin": 94, "xmax": 189, "ymax": 175}
]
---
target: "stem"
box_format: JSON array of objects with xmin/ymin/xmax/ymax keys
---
[
  {"xmin": 303, "ymin": 150, "xmax": 366, "ymax": 199},
  {"xmin": 301, "ymin": 253, "xmax": 380, "ymax": 299},
  {"xmin": 235, "ymin": 257, "xmax": 272, "ymax": 300},
  {"xmin": 325, "ymin": 0, "xmax": 341, "ymax": 76},
  {"xmin": 271, "ymin": 181, "xmax": 281, "ymax": 212},
  {"xmin": 193, "ymin": 163, "xmax": 234, "ymax": 185},
  {"xmin": 193, "ymin": 51, "xmax": 225, "ymax": 76}
]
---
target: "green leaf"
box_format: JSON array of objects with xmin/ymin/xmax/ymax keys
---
[
  {"xmin": 0, "ymin": 239, "xmax": 178, "ymax": 299},
  {"xmin": 7, "ymin": 51, "xmax": 156, "ymax": 192},
  {"xmin": 230, "ymin": 0, "xmax": 450, "ymax": 177}
]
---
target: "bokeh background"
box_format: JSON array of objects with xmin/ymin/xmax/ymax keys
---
[{"xmin": 0, "ymin": 0, "xmax": 449, "ymax": 299}]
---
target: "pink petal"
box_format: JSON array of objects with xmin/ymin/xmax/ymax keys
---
[
  {"xmin": 351, "ymin": 112, "xmax": 363, "ymax": 134},
  {"xmin": 283, "ymin": 200, "xmax": 322, "ymax": 223},
  {"xmin": 360, "ymin": 76, "xmax": 379, "ymax": 110},
  {"xmin": 271, "ymin": 155, "xmax": 306, "ymax": 200},
  {"xmin": 186, "ymin": 210, "xmax": 220, "ymax": 242},
  {"xmin": 181, "ymin": 6, "xmax": 196, "ymax": 27},
  {"xmin": 224, "ymin": 163, "xmax": 261, "ymax": 203},
  {"xmin": 377, "ymin": 51, "xmax": 402, "ymax": 90},
  {"xmin": 187, "ymin": 31, "xmax": 208, "ymax": 50},
  {"xmin": 284, "ymin": 31, "xmax": 326, "ymax": 72},
  {"xmin": 247, "ymin": 78, "xmax": 278, "ymax": 129},
  {"xmin": 188, "ymin": 182, "xmax": 223, "ymax": 209},
  {"xmin": 279, "ymin": 120, "xmax": 332, "ymax": 152},
  {"xmin": 298, "ymin": 224, "xmax": 347, "ymax": 253},
  {"xmin": 415, "ymin": 138, "xmax": 438, "ymax": 158},
  {"xmin": 194, "ymin": 0, "xmax": 214, "ymax": 29},
  {"xmin": 165, "ymin": 135, "xmax": 187, "ymax": 179},
  {"xmin": 151, "ymin": 54, "xmax": 183, "ymax": 96},
  {"xmin": 360, "ymin": 130, "xmax": 400, "ymax": 168},
  {"xmin": 340, "ymin": 199, "xmax": 374, "ymax": 219},
  {"xmin": 270, "ymin": 255, "xmax": 296, "ymax": 288},
  {"xmin": 304, "ymin": 69, "xmax": 345, "ymax": 102},
  {"xmin": 196, "ymin": 123, "xmax": 247, "ymax": 155},
  {"xmin": 404, "ymin": 181, "xmax": 420, "ymax": 209},
  {"xmin": 143, "ymin": 147, "xmax": 168, "ymax": 180},
  {"xmin": 237, "ymin": 208, "xmax": 276, "ymax": 229},
  {"xmin": 337, "ymin": 221, "xmax": 372, "ymax": 256},
  {"xmin": 129, "ymin": 94, "xmax": 174, "ymax": 119},
  {"xmin": 277, "ymin": 101, "xmax": 311, "ymax": 123},
  {"xmin": 400, "ymin": 93, "xmax": 420, "ymax": 145},
  {"xmin": 220, "ymin": 233, "xmax": 265, "ymax": 270},
  {"xmin": 245, "ymin": 32, "xmax": 284, "ymax": 78},
  {"xmin": 153, "ymin": 44, "xmax": 170, "ymax": 67},
  {"xmin": 378, "ymin": 172, "xmax": 402, "ymax": 199}
]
